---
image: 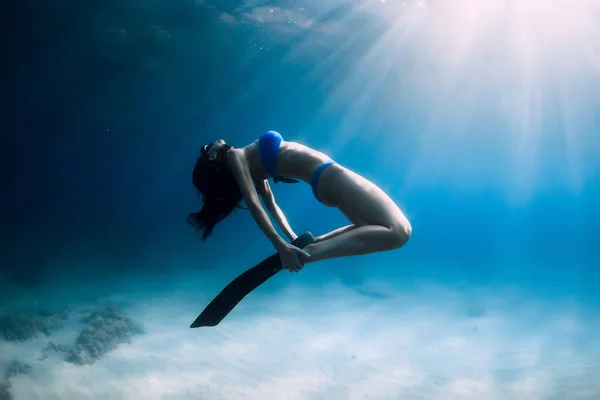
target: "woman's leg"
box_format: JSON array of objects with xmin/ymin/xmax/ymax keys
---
[
  {"xmin": 313, "ymin": 224, "xmax": 356, "ymax": 243},
  {"xmin": 303, "ymin": 224, "xmax": 408, "ymax": 264},
  {"xmin": 302, "ymin": 164, "xmax": 411, "ymax": 264}
]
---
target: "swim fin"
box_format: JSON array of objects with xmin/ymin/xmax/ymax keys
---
[{"xmin": 190, "ymin": 231, "xmax": 315, "ymax": 328}]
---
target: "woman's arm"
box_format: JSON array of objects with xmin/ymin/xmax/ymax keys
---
[
  {"xmin": 227, "ymin": 150, "xmax": 287, "ymax": 250},
  {"xmin": 256, "ymin": 180, "xmax": 297, "ymax": 242}
]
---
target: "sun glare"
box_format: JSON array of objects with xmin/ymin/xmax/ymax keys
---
[{"xmin": 288, "ymin": 0, "xmax": 600, "ymax": 199}]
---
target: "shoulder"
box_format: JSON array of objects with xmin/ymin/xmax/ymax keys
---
[
  {"xmin": 226, "ymin": 148, "xmax": 246, "ymax": 167},
  {"xmin": 226, "ymin": 146, "xmax": 258, "ymax": 175}
]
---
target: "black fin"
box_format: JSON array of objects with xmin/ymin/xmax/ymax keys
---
[{"xmin": 190, "ymin": 232, "xmax": 314, "ymax": 328}]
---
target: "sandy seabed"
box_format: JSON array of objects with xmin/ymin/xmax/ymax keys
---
[{"xmin": 1, "ymin": 275, "xmax": 599, "ymax": 400}]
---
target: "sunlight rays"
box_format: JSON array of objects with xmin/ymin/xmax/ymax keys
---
[
  {"xmin": 276, "ymin": 0, "xmax": 600, "ymax": 199},
  {"xmin": 209, "ymin": 0, "xmax": 600, "ymax": 198}
]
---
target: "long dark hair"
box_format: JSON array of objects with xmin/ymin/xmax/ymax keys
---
[{"xmin": 187, "ymin": 143, "xmax": 245, "ymax": 240}]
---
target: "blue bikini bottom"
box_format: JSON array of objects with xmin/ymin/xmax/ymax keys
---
[{"xmin": 310, "ymin": 161, "xmax": 335, "ymax": 203}]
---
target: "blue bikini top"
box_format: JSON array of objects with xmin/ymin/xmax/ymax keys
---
[{"xmin": 258, "ymin": 131, "xmax": 300, "ymax": 184}]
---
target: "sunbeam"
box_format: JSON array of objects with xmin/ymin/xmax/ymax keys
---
[
  {"xmin": 2, "ymin": 1, "xmax": 600, "ymax": 399},
  {"xmin": 271, "ymin": 0, "xmax": 600, "ymax": 200}
]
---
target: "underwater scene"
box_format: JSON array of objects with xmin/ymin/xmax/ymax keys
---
[{"xmin": 1, "ymin": 1, "xmax": 599, "ymax": 399}]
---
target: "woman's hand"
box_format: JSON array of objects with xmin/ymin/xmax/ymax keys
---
[{"xmin": 277, "ymin": 242, "xmax": 311, "ymax": 272}]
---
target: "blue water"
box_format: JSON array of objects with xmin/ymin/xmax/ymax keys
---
[{"xmin": 1, "ymin": 1, "xmax": 599, "ymax": 399}]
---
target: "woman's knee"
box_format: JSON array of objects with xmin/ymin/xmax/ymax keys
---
[{"xmin": 388, "ymin": 219, "xmax": 412, "ymax": 249}]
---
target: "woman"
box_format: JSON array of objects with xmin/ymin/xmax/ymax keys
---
[{"xmin": 188, "ymin": 130, "xmax": 412, "ymax": 272}]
